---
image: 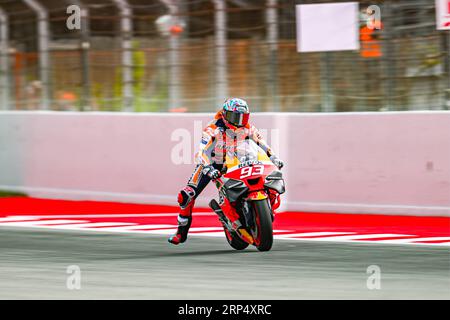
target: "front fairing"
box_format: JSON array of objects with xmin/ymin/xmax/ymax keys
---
[{"xmin": 216, "ymin": 139, "xmax": 284, "ymax": 201}]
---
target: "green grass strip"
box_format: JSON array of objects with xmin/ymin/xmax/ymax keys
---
[{"xmin": 0, "ymin": 191, "xmax": 28, "ymax": 198}]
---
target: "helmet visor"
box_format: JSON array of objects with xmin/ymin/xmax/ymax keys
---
[{"xmin": 224, "ymin": 111, "xmax": 249, "ymax": 127}]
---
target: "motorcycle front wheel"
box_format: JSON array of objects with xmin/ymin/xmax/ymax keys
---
[
  {"xmin": 224, "ymin": 228, "xmax": 249, "ymax": 250},
  {"xmin": 252, "ymin": 199, "xmax": 273, "ymax": 252}
]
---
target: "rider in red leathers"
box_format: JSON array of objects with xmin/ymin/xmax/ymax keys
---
[{"xmin": 168, "ymin": 98, "xmax": 284, "ymax": 245}]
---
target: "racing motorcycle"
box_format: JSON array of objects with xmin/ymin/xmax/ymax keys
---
[{"xmin": 209, "ymin": 139, "xmax": 285, "ymax": 252}]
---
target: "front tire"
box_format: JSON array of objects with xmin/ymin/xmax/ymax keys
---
[
  {"xmin": 224, "ymin": 228, "xmax": 249, "ymax": 250},
  {"xmin": 252, "ymin": 199, "xmax": 273, "ymax": 252}
]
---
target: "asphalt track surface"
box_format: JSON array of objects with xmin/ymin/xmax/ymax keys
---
[{"xmin": 0, "ymin": 227, "xmax": 449, "ymax": 300}]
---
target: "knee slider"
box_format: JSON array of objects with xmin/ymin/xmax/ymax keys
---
[{"xmin": 178, "ymin": 186, "xmax": 196, "ymax": 208}]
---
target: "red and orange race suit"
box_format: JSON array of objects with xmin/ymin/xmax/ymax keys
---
[{"xmin": 195, "ymin": 111, "xmax": 273, "ymax": 168}]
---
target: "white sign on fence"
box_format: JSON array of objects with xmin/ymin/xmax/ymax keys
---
[
  {"xmin": 296, "ymin": 2, "xmax": 359, "ymax": 52},
  {"xmin": 436, "ymin": 0, "xmax": 450, "ymax": 30}
]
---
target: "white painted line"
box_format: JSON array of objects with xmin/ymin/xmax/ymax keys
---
[
  {"xmin": 286, "ymin": 201, "xmax": 450, "ymax": 217},
  {"xmin": 0, "ymin": 218, "xmax": 448, "ymax": 247},
  {"xmin": 100, "ymin": 224, "xmax": 176, "ymax": 231},
  {"xmin": 377, "ymin": 237, "xmax": 450, "ymax": 244},
  {"xmin": 188, "ymin": 227, "xmax": 225, "ymax": 232},
  {"xmin": 3, "ymin": 212, "xmax": 215, "ymax": 219},
  {"xmin": 0, "ymin": 219, "xmax": 88, "ymax": 226},
  {"xmin": 189, "ymin": 231, "xmax": 226, "ymax": 237},
  {"xmin": 302, "ymin": 233, "xmax": 414, "ymax": 241},
  {"xmin": 47, "ymin": 222, "xmax": 135, "ymax": 229},
  {"xmin": 0, "ymin": 217, "xmax": 40, "ymax": 222},
  {"xmin": 0, "ymin": 223, "xmax": 177, "ymax": 235},
  {"xmin": 407, "ymin": 237, "xmax": 450, "ymax": 243},
  {"xmin": 275, "ymin": 232, "xmax": 356, "ymax": 238},
  {"xmin": 145, "ymin": 229, "xmax": 178, "ymax": 235},
  {"xmin": 273, "ymin": 236, "xmax": 450, "ymax": 246}
]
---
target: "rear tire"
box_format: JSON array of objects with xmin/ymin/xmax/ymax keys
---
[
  {"xmin": 224, "ymin": 228, "xmax": 249, "ymax": 250},
  {"xmin": 252, "ymin": 199, "xmax": 273, "ymax": 252}
]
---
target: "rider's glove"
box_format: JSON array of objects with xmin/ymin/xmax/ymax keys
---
[
  {"xmin": 270, "ymin": 155, "xmax": 284, "ymax": 169},
  {"xmin": 203, "ymin": 165, "xmax": 221, "ymax": 180}
]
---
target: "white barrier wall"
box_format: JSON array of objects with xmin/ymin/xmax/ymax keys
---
[{"xmin": 0, "ymin": 111, "xmax": 449, "ymax": 216}]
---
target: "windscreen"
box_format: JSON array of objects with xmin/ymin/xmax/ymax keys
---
[{"xmin": 225, "ymin": 139, "xmax": 270, "ymax": 169}]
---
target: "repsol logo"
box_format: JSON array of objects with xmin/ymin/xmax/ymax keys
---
[{"xmin": 238, "ymin": 160, "xmax": 262, "ymax": 168}]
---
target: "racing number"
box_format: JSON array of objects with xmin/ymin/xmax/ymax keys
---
[{"xmin": 240, "ymin": 165, "xmax": 264, "ymax": 179}]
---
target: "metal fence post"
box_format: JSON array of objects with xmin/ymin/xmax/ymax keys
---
[
  {"xmin": 161, "ymin": 0, "xmax": 182, "ymax": 111},
  {"xmin": 214, "ymin": 0, "xmax": 228, "ymax": 106},
  {"xmin": 0, "ymin": 7, "xmax": 10, "ymax": 110},
  {"xmin": 382, "ymin": 1, "xmax": 395, "ymax": 111},
  {"xmin": 80, "ymin": 5, "xmax": 91, "ymax": 111},
  {"xmin": 66, "ymin": 0, "xmax": 91, "ymax": 111},
  {"xmin": 320, "ymin": 52, "xmax": 335, "ymax": 112},
  {"xmin": 23, "ymin": 0, "xmax": 50, "ymax": 110},
  {"xmin": 266, "ymin": 0, "xmax": 279, "ymax": 111},
  {"xmin": 446, "ymin": 31, "xmax": 450, "ymax": 110},
  {"xmin": 113, "ymin": 0, "xmax": 133, "ymax": 111}
]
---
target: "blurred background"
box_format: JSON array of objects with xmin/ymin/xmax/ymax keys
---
[
  {"xmin": 0, "ymin": 0, "xmax": 448, "ymax": 112},
  {"xmin": 0, "ymin": 3, "xmax": 449, "ymax": 301}
]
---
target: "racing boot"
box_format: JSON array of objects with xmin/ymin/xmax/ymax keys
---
[
  {"xmin": 168, "ymin": 186, "xmax": 195, "ymax": 245},
  {"xmin": 168, "ymin": 215, "xmax": 192, "ymax": 245}
]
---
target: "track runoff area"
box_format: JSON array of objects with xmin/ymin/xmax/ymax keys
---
[
  {"xmin": 0, "ymin": 197, "xmax": 449, "ymax": 246},
  {"xmin": 0, "ymin": 196, "xmax": 449, "ymax": 302}
]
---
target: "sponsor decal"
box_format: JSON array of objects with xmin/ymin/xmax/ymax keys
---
[{"xmin": 238, "ymin": 160, "xmax": 262, "ymax": 168}]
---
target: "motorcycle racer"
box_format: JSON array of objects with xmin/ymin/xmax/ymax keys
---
[{"xmin": 168, "ymin": 98, "xmax": 284, "ymax": 245}]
